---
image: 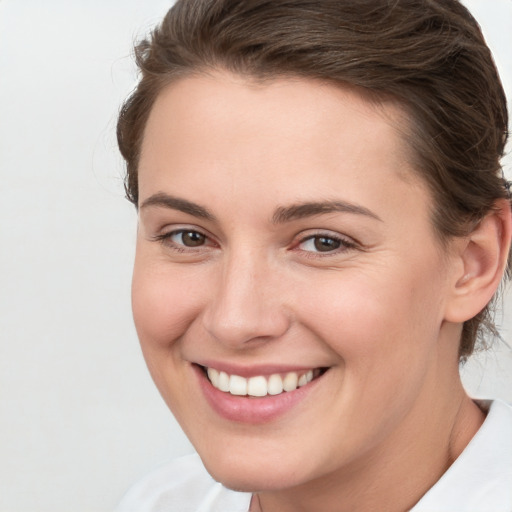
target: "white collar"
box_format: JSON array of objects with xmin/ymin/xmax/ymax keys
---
[{"xmin": 411, "ymin": 399, "xmax": 512, "ymax": 512}]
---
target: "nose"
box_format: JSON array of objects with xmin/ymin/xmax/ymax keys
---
[{"xmin": 201, "ymin": 250, "xmax": 291, "ymax": 348}]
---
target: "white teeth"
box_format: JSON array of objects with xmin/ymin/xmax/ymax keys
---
[
  {"xmin": 247, "ymin": 376, "xmax": 268, "ymax": 397},
  {"xmin": 207, "ymin": 367, "xmax": 219, "ymax": 387},
  {"xmin": 206, "ymin": 368, "xmax": 320, "ymax": 397},
  {"xmin": 298, "ymin": 370, "xmax": 314, "ymax": 387},
  {"xmin": 283, "ymin": 372, "xmax": 298, "ymax": 392},
  {"xmin": 218, "ymin": 371, "xmax": 230, "ymax": 392},
  {"xmin": 267, "ymin": 374, "xmax": 284, "ymax": 395},
  {"xmin": 229, "ymin": 375, "xmax": 247, "ymax": 396}
]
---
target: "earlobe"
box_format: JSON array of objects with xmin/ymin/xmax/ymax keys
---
[{"xmin": 445, "ymin": 198, "xmax": 512, "ymax": 323}]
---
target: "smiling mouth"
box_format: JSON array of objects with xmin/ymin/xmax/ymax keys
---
[{"xmin": 200, "ymin": 366, "xmax": 328, "ymax": 398}]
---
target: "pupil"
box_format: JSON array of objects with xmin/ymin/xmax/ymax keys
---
[
  {"xmin": 314, "ymin": 237, "xmax": 340, "ymax": 252},
  {"xmin": 183, "ymin": 231, "xmax": 205, "ymax": 247}
]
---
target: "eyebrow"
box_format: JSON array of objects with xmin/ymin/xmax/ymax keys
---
[
  {"xmin": 140, "ymin": 192, "xmax": 381, "ymax": 224},
  {"xmin": 272, "ymin": 200, "xmax": 382, "ymax": 224},
  {"xmin": 140, "ymin": 192, "xmax": 216, "ymax": 221}
]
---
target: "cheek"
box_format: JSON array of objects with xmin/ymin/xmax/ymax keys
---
[
  {"xmin": 131, "ymin": 255, "xmax": 206, "ymax": 350},
  {"xmin": 130, "ymin": 255, "xmax": 210, "ymax": 415},
  {"xmin": 294, "ymin": 268, "xmax": 446, "ymax": 439},
  {"xmin": 298, "ymin": 263, "xmax": 446, "ymax": 368}
]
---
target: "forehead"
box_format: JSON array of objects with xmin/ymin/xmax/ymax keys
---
[
  {"xmin": 138, "ymin": 71, "xmax": 427, "ymax": 218},
  {"xmin": 142, "ymin": 71, "xmax": 409, "ymax": 154}
]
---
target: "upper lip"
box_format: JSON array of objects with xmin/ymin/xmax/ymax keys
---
[{"xmin": 194, "ymin": 360, "xmax": 327, "ymax": 378}]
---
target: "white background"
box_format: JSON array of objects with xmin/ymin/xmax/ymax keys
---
[{"xmin": 0, "ymin": 1, "xmax": 511, "ymax": 511}]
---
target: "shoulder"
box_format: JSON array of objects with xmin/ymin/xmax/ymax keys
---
[
  {"xmin": 412, "ymin": 399, "xmax": 512, "ymax": 512},
  {"xmin": 117, "ymin": 453, "xmax": 251, "ymax": 512}
]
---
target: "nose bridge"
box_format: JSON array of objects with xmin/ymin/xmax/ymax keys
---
[{"xmin": 202, "ymin": 245, "xmax": 289, "ymax": 346}]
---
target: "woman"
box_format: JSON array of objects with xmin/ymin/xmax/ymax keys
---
[{"xmin": 117, "ymin": 0, "xmax": 512, "ymax": 510}]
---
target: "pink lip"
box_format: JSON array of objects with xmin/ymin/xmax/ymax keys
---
[{"xmin": 193, "ymin": 364, "xmax": 325, "ymax": 424}]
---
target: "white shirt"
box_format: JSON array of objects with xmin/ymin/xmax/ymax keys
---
[{"xmin": 117, "ymin": 400, "xmax": 512, "ymax": 512}]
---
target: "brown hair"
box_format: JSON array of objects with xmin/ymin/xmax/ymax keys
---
[{"xmin": 117, "ymin": 0, "xmax": 511, "ymax": 359}]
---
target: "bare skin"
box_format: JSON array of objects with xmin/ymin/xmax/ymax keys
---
[
  {"xmin": 133, "ymin": 71, "xmax": 510, "ymax": 512},
  {"xmin": 250, "ymin": 367, "xmax": 485, "ymax": 512}
]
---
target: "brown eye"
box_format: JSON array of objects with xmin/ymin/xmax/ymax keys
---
[
  {"xmin": 296, "ymin": 233, "xmax": 354, "ymax": 255},
  {"xmin": 154, "ymin": 227, "xmax": 217, "ymax": 254},
  {"xmin": 178, "ymin": 231, "xmax": 206, "ymax": 247},
  {"xmin": 313, "ymin": 236, "xmax": 342, "ymax": 252}
]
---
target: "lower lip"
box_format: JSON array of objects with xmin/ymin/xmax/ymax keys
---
[{"xmin": 194, "ymin": 365, "xmax": 325, "ymax": 424}]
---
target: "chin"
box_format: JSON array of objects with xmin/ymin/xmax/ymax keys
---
[
  {"xmin": 198, "ymin": 447, "xmax": 318, "ymax": 493},
  {"xmin": 206, "ymin": 465, "xmax": 301, "ymax": 493}
]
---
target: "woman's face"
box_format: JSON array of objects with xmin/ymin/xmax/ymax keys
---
[{"xmin": 133, "ymin": 72, "xmax": 460, "ymax": 491}]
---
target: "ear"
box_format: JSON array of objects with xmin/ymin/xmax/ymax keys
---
[{"xmin": 444, "ymin": 198, "xmax": 512, "ymax": 323}]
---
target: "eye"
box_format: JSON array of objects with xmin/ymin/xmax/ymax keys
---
[
  {"xmin": 153, "ymin": 227, "xmax": 216, "ymax": 252},
  {"xmin": 300, "ymin": 236, "xmax": 341, "ymax": 252},
  {"xmin": 296, "ymin": 233, "xmax": 355, "ymax": 254},
  {"xmin": 170, "ymin": 230, "xmax": 207, "ymax": 247}
]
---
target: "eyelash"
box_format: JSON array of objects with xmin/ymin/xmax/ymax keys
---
[{"xmin": 153, "ymin": 228, "xmax": 358, "ymax": 257}]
